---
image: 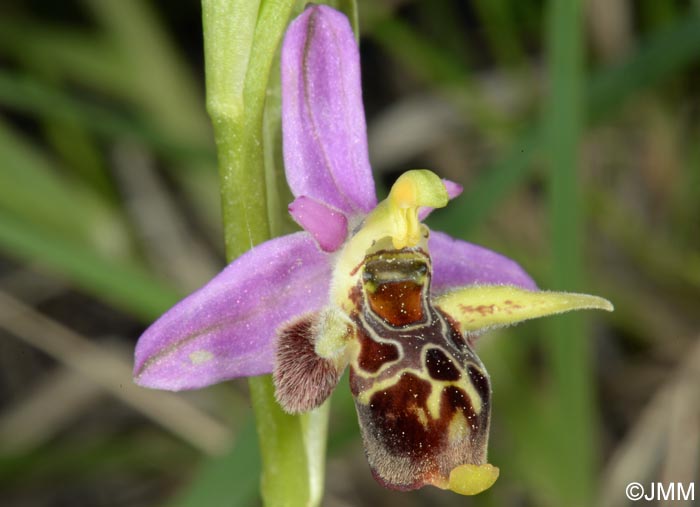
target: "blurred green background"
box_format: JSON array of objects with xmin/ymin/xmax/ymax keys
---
[{"xmin": 1, "ymin": 0, "xmax": 699, "ymax": 506}]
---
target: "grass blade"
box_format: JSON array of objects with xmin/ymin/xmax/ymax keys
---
[{"xmin": 0, "ymin": 213, "xmax": 180, "ymax": 321}]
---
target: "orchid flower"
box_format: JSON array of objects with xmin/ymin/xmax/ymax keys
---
[{"xmin": 134, "ymin": 5, "xmax": 612, "ymax": 497}]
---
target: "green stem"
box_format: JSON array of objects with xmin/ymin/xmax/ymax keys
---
[
  {"xmin": 201, "ymin": 1, "xmax": 329, "ymax": 506},
  {"xmin": 203, "ymin": 0, "xmax": 270, "ymax": 254}
]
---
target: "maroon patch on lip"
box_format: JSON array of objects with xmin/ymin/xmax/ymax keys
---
[
  {"xmin": 438, "ymin": 309, "xmax": 469, "ymax": 350},
  {"xmin": 359, "ymin": 372, "xmax": 482, "ymax": 459},
  {"xmin": 366, "ymin": 281, "xmax": 424, "ymax": 326},
  {"xmin": 442, "ymin": 385, "xmax": 478, "ymax": 431},
  {"xmin": 425, "ymin": 348, "xmax": 461, "ymax": 381},
  {"xmin": 363, "ymin": 372, "xmax": 436, "ymax": 458},
  {"xmin": 356, "ymin": 326, "xmax": 400, "ymax": 373},
  {"xmin": 467, "ymin": 365, "xmax": 490, "ymax": 407}
]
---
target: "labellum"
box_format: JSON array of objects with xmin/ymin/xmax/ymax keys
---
[{"xmin": 349, "ymin": 247, "xmax": 494, "ymax": 492}]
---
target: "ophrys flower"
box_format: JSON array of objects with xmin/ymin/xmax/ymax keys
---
[{"xmin": 134, "ymin": 5, "xmax": 612, "ymax": 496}]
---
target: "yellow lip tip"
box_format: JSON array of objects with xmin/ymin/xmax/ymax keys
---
[{"xmin": 447, "ymin": 463, "xmax": 500, "ymax": 496}]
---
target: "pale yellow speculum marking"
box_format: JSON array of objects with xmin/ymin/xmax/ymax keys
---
[
  {"xmin": 354, "ymin": 363, "xmax": 484, "ymax": 420},
  {"xmin": 353, "ymin": 343, "xmax": 485, "ymax": 418},
  {"xmin": 425, "ymin": 373, "xmax": 483, "ymax": 419},
  {"xmin": 410, "ymin": 405, "xmax": 429, "ymax": 428},
  {"xmin": 447, "ymin": 412, "xmax": 469, "ymax": 442}
]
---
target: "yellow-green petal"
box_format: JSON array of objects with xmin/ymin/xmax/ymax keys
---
[{"xmin": 434, "ymin": 285, "xmax": 613, "ymax": 333}]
